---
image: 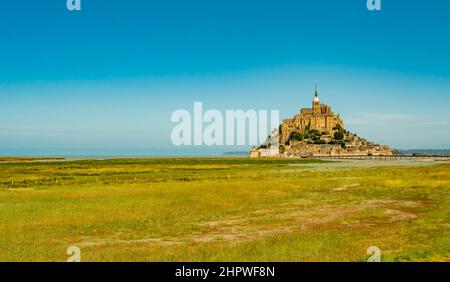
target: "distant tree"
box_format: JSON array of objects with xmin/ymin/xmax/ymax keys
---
[
  {"xmin": 334, "ymin": 131, "xmax": 344, "ymax": 140},
  {"xmin": 288, "ymin": 132, "xmax": 303, "ymax": 143},
  {"xmin": 294, "ymin": 132, "xmax": 303, "ymax": 141},
  {"xmin": 333, "ymin": 124, "xmax": 342, "ymax": 131},
  {"xmin": 314, "ymin": 139, "xmax": 327, "ymax": 145},
  {"xmin": 307, "ymin": 130, "xmax": 321, "ymax": 140}
]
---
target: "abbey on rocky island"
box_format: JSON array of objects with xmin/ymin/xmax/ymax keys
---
[{"xmin": 250, "ymin": 82, "xmax": 394, "ymax": 158}]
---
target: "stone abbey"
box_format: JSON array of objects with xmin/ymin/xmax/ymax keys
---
[
  {"xmin": 250, "ymin": 82, "xmax": 394, "ymax": 158},
  {"xmin": 279, "ymin": 82, "xmax": 344, "ymax": 145}
]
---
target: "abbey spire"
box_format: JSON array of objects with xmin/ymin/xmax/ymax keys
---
[{"xmin": 314, "ymin": 81, "xmax": 320, "ymax": 102}]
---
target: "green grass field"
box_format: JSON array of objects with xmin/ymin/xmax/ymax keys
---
[{"xmin": 0, "ymin": 158, "xmax": 449, "ymax": 262}]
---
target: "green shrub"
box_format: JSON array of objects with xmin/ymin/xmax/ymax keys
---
[
  {"xmin": 289, "ymin": 132, "xmax": 303, "ymax": 142},
  {"xmin": 333, "ymin": 124, "xmax": 342, "ymax": 131},
  {"xmin": 314, "ymin": 139, "xmax": 327, "ymax": 145},
  {"xmin": 334, "ymin": 131, "xmax": 344, "ymax": 140}
]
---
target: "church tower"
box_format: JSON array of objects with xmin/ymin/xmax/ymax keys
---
[{"xmin": 312, "ymin": 81, "xmax": 321, "ymax": 114}]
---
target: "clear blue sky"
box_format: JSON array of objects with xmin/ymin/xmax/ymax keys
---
[{"xmin": 0, "ymin": 0, "xmax": 449, "ymax": 155}]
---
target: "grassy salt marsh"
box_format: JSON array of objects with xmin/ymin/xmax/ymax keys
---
[{"xmin": 0, "ymin": 157, "xmax": 449, "ymax": 261}]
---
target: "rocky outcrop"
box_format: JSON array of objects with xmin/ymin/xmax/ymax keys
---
[
  {"xmin": 250, "ymin": 82, "xmax": 394, "ymax": 158},
  {"xmin": 280, "ymin": 125, "xmax": 393, "ymax": 157}
]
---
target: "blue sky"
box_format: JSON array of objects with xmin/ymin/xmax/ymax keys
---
[{"xmin": 0, "ymin": 0, "xmax": 449, "ymax": 155}]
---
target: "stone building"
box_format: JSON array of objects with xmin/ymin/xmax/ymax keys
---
[
  {"xmin": 250, "ymin": 128, "xmax": 280, "ymax": 157},
  {"xmin": 279, "ymin": 82, "xmax": 344, "ymax": 145}
]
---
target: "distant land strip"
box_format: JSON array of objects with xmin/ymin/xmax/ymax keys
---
[{"xmin": 0, "ymin": 157, "xmax": 65, "ymax": 163}]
